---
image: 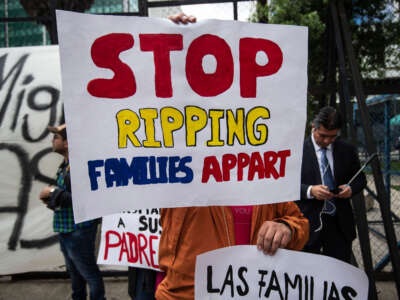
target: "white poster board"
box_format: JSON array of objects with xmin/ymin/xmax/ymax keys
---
[
  {"xmin": 0, "ymin": 45, "xmax": 65, "ymax": 274},
  {"xmin": 56, "ymin": 11, "xmax": 308, "ymax": 222},
  {"xmin": 98, "ymin": 209, "xmax": 161, "ymax": 271},
  {"xmin": 195, "ymin": 246, "xmax": 369, "ymax": 300}
]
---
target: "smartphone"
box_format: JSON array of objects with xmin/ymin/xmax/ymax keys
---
[{"xmin": 330, "ymin": 187, "xmax": 342, "ymax": 194}]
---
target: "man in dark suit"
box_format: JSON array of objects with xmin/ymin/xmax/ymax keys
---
[{"xmin": 296, "ymin": 106, "xmax": 366, "ymax": 263}]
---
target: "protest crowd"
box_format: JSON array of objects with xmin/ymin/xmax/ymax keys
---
[{"xmin": 1, "ymin": 8, "xmax": 383, "ymax": 300}]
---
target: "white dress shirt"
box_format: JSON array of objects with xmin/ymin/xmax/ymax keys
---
[{"xmin": 306, "ymin": 132, "xmax": 334, "ymax": 199}]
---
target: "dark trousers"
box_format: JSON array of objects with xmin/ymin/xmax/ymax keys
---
[
  {"xmin": 128, "ymin": 267, "xmax": 156, "ymax": 300},
  {"xmin": 303, "ymin": 214, "xmax": 352, "ymax": 264},
  {"xmin": 59, "ymin": 223, "xmax": 105, "ymax": 300}
]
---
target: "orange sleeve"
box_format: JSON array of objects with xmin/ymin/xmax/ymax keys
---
[{"xmin": 273, "ymin": 202, "xmax": 309, "ymax": 250}]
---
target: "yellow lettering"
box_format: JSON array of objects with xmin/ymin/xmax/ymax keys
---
[
  {"xmin": 226, "ymin": 108, "xmax": 245, "ymax": 145},
  {"xmin": 116, "ymin": 109, "xmax": 141, "ymax": 148},
  {"xmin": 185, "ymin": 106, "xmax": 207, "ymax": 147},
  {"xmin": 246, "ymin": 106, "xmax": 269, "ymax": 145},
  {"xmin": 139, "ymin": 108, "xmax": 161, "ymax": 148},
  {"xmin": 207, "ymin": 109, "xmax": 224, "ymax": 146},
  {"xmin": 160, "ymin": 107, "xmax": 184, "ymax": 147}
]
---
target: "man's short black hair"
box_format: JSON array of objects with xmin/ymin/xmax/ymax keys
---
[{"xmin": 312, "ymin": 106, "xmax": 342, "ymax": 130}]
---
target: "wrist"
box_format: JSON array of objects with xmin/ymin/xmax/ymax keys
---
[
  {"xmin": 309, "ymin": 186, "xmax": 314, "ymax": 197},
  {"xmin": 49, "ymin": 187, "xmax": 56, "ymax": 196},
  {"xmin": 275, "ymin": 220, "xmax": 292, "ymax": 234}
]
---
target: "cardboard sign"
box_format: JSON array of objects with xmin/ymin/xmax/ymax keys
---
[
  {"xmin": 97, "ymin": 209, "xmax": 161, "ymax": 271},
  {"xmin": 195, "ymin": 246, "xmax": 369, "ymax": 300},
  {"xmin": 56, "ymin": 11, "xmax": 308, "ymax": 222}
]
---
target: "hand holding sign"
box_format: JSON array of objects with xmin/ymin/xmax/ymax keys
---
[
  {"xmin": 168, "ymin": 12, "xmax": 196, "ymax": 24},
  {"xmin": 256, "ymin": 221, "xmax": 291, "ymax": 255}
]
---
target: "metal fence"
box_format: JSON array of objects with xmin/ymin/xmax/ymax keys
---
[
  {"xmin": 352, "ymin": 95, "xmax": 400, "ymax": 273},
  {"xmin": 0, "ymin": 1, "xmax": 48, "ymax": 47}
]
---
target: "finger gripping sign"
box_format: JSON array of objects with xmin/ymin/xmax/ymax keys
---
[
  {"xmin": 195, "ymin": 246, "xmax": 369, "ymax": 300},
  {"xmin": 97, "ymin": 209, "xmax": 161, "ymax": 271},
  {"xmin": 56, "ymin": 11, "xmax": 308, "ymax": 222}
]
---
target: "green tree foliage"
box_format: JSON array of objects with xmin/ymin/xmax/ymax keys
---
[
  {"xmin": 351, "ymin": 0, "xmax": 400, "ymax": 77},
  {"xmin": 251, "ymin": 0, "xmax": 400, "ymax": 80}
]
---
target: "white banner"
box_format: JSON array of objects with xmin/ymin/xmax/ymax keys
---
[
  {"xmin": 56, "ymin": 11, "xmax": 308, "ymax": 222},
  {"xmin": 195, "ymin": 246, "xmax": 369, "ymax": 300},
  {"xmin": 0, "ymin": 45, "xmax": 65, "ymax": 274},
  {"xmin": 98, "ymin": 209, "xmax": 161, "ymax": 271}
]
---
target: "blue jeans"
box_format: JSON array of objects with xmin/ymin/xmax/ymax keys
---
[{"xmin": 59, "ymin": 223, "xmax": 105, "ymax": 300}]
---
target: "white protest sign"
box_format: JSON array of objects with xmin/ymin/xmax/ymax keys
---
[
  {"xmin": 0, "ymin": 45, "xmax": 66, "ymax": 275},
  {"xmin": 195, "ymin": 246, "xmax": 369, "ymax": 300},
  {"xmin": 56, "ymin": 11, "xmax": 308, "ymax": 222},
  {"xmin": 97, "ymin": 209, "xmax": 160, "ymax": 271}
]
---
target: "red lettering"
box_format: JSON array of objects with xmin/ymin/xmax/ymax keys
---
[
  {"xmin": 248, "ymin": 151, "xmax": 265, "ymax": 180},
  {"xmin": 202, "ymin": 156, "xmax": 223, "ymax": 183},
  {"xmin": 222, "ymin": 154, "xmax": 237, "ymax": 181},
  {"xmin": 119, "ymin": 232, "xmax": 130, "ymax": 262},
  {"xmin": 202, "ymin": 150, "xmax": 290, "ymax": 183},
  {"xmin": 263, "ymin": 151, "xmax": 279, "ymax": 179},
  {"xmin": 186, "ymin": 34, "xmax": 234, "ymax": 96},
  {"xmin": 237, "ymin": 153, "xmax": 250, "ymax": 181},
  {"xmin": 127, "ymin": 232, "xmax": 139, "ymax": 263},
  {"xmin": 87, "ymin": 33, "xmax": 136, "ymax": 98},
  {"xmin": 277, "ymin": 149, "xmax": 291, "ymax": 177},
  {"xmin": 149, "ymin": 235, "xmax": 159, "ymax": 269},
  {"xmin": 104, "ymin": 230, "xmax": 121, "ymax": 260},
  {"xmin": 140, "ymin": 34, "xmax": 183, "ymax": 98},
  {"xmin": 138, "ymin": 233, "xmax": 151, "ymax": 266},
  {"xmin": 240, "ymin": 38, "xmax": 283, "ymax": 97}
]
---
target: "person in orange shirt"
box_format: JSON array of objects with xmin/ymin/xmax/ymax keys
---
[
  {"xmin": 157, "ymin": 205, "xmax": 308, "ymax": 300},
  {"xmin": 154, "ymin": 13, "xmax": 310, "ymax": 300}
]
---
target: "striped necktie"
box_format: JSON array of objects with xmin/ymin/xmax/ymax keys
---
[{"xmin": 315, "ymin": 147, "xmax": 336, "ymax": 232}]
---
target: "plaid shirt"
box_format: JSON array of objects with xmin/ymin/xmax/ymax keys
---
[{"xmin": 53, "ymin": 161, "xmax": 94, "ymax": 233}]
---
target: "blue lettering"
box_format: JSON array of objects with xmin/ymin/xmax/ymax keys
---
[
  {"xmin": 157, "ymin": 156, "xmax": 169, "ymax": 183},
  {"xmin": 105, "ymin": 158, "xmax": 122, "ymax": 188},
  {"xmin": 120, "ymin": 157, "xmax": 135, "ymax": 186},
  {"xmin": 132, "ymin": 157, "xmax": 150, "ymax": 185},
  {"xmin": 168, "ymin": 156, "xmax": 180, "ymax": 183},
  {"xmin": 149, "ymin": 156, "xmax": 158, "ymax": 184},
  {"xmin": 88, "ymin": 160, "xmax": 104, "ymax": 191},
  {"xmin": 179, "ymin": 156, "xmax": 193, "ymax": 183},
  {"xmin": 87, "ymin": 155, "xmax": 193, "ymax": 190}
]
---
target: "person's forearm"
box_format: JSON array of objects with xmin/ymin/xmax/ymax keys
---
[{"xmin": 47, "ymin": 188, "xmax": 72, "ymax": 209}]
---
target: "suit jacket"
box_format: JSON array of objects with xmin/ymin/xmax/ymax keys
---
[{"xmin": 296, "ymin": 136, "xmax": 366, "ymax": 245}]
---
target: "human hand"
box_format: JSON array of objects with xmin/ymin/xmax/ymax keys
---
[
  {"xmin": 310, "ymin": 185, "xmax": 334, "ymax": 200},
  {"xmin": 256, "ymin": 221, "xmax": 292, "ymax": 255},
  {"xmin": 336, "ymin": 184, "xmax": 352, "ymax": 198},
  {"xmin": 40, "ymin": 186, "xmax": 55, "ymax": 202},
  {"xmin": 168, "ymin": 12, "xmax": 196, "ymax": 24}
]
